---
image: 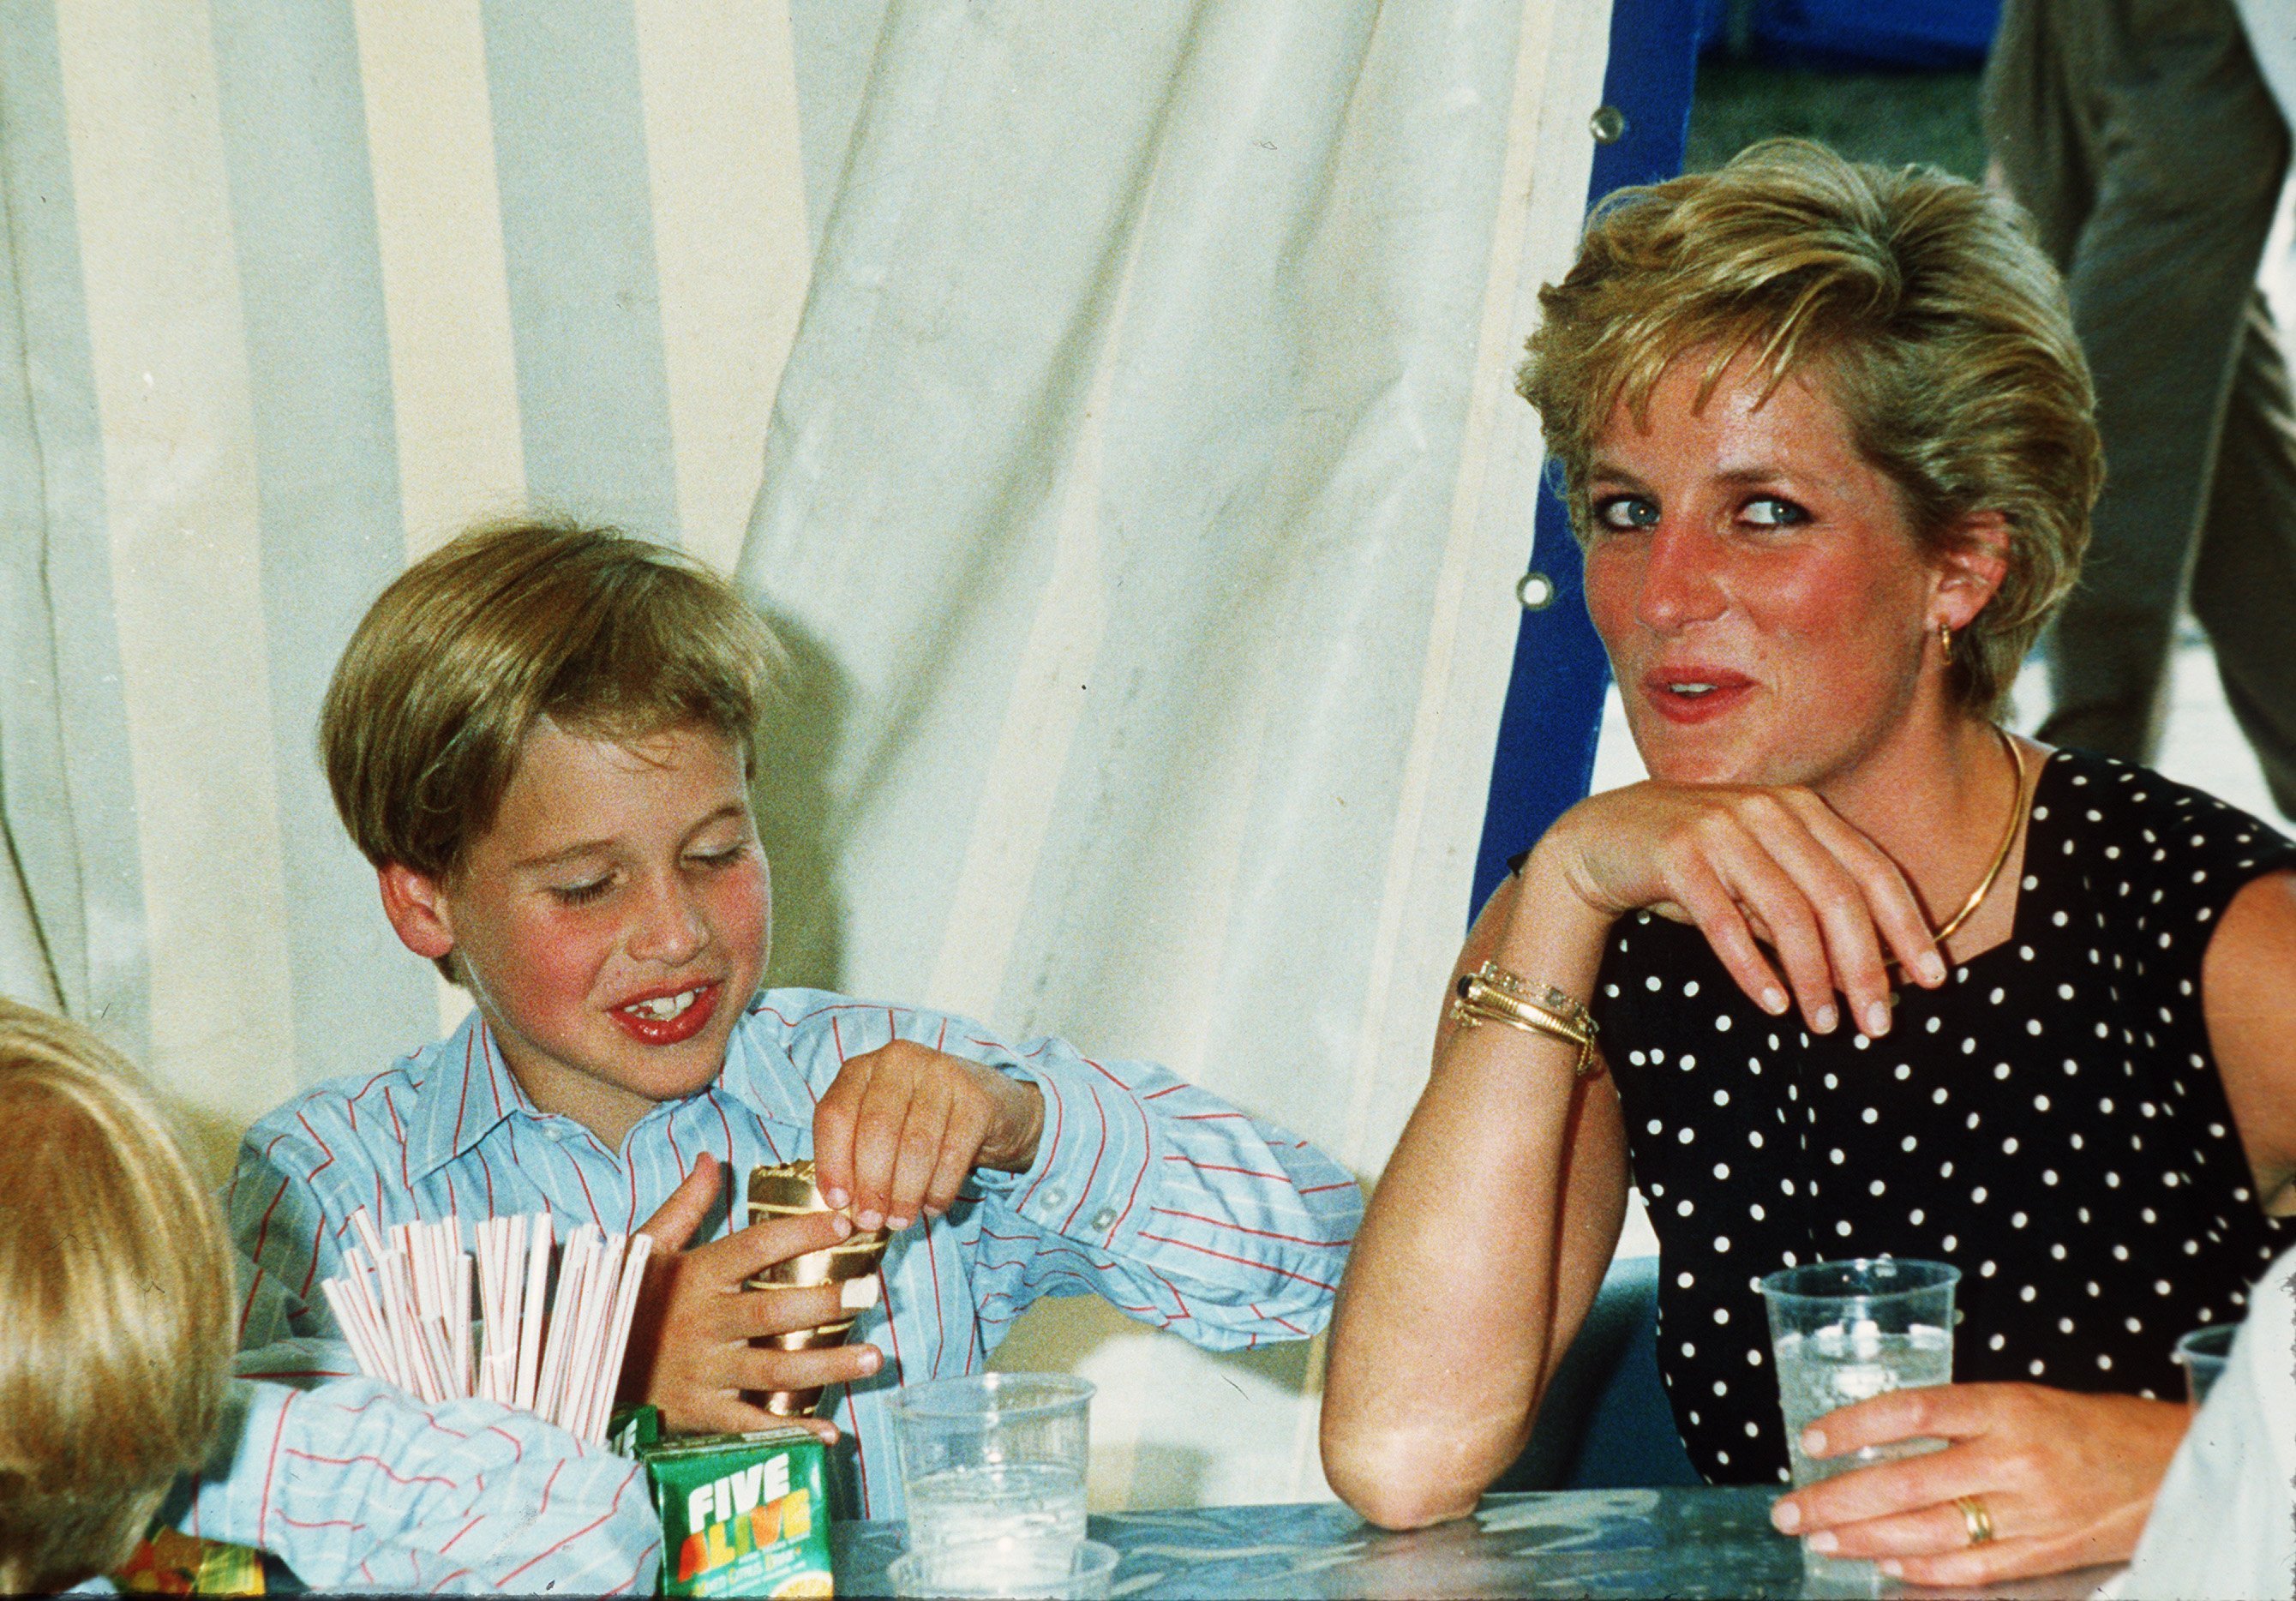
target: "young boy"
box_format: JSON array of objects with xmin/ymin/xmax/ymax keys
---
[
  {"xmin": 0, "ymin": 998, "xmax": 658, "ymax": 1594},
  {"xmin": 232, "ymin": 522, "xmax": 1362, "ymax": 1518}
]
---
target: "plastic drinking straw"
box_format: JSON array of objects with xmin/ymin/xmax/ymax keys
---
[
  {"xmin": 587, "ymin": 1234, "xmax": 655, "ymax": 1442},
  {"xmin": 345, "ymin": 1248, "xmax": 411, "ymax": 1392},
  {"xmin": 534, "ymin": 1226, "xmax": 594, "ymax": 1427},
  {"xmin": 515, "ymin": 1214, "xmax": 551, "ymax": 1412},
  {"xmin": 561, "ymin": 1232, "xmax": 623, "ymax": 1436},
  {"xmin": 320, "ymin": 1277, "xmax": 385, "ymax": 1380}
]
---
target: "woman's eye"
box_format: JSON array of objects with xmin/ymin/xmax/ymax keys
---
[
  {"xmin": 687, "ymin": 844, "xmax": 751, "ymax": 872},
  {"xmin": 551, "ymin": 878, "xmax": 614, "ymax": 907},
  {"xmin": 1592, "ymin": 495, "xmax": 1659, "ymax": 532},
  {"xmin": 1741, "ymin": 495, "xmax": 1810, "ymax": 528}
]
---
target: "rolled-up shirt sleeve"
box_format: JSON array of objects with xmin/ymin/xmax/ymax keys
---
[{"xmin": 907, "ymin": 1012, "xmax": 1365, "ymax": 1348}]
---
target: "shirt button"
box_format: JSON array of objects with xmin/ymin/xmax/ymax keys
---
[
  {"xmin": 1090, "ymin": 1208, "xmax": 1118, "ymax": 1231},
  {"xmin": 1038, "ymin": 1186, "xmax": 1065, "ymax": 1212}
]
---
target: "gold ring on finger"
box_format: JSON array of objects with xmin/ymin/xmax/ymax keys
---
[{"xmin": 1953, "ymin": 1495, "xmax": 1994, "ymax": 1546}]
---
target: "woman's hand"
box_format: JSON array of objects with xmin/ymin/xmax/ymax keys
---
[
  {"xmin": 1769, "ymin": 1382, "xmax": 2190, "ymax": 1586},
  {"xmin": 1532, "ymin": 781, "xmax": 1948, "ymax": 1037}
]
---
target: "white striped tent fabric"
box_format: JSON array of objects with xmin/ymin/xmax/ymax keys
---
[{"xmin": 0, "ymin": 0, "xmax": 1613, "ymax": 1506}]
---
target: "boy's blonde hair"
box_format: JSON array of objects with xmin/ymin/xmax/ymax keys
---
[
  {"xmin": 0, "ymin": 1003, "xmax": 233, "ymax": 1593},
  {"xmin": 320, "ymin": 522, "xmax": 782, "ymax": 968},
  {"xmin": 1518, "ymin": 139, "xmax": 2102, "ymax": 719}
]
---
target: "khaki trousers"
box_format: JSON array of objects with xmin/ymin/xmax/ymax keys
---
[{"xmin": 1985, "ymin": 0, "xmax": 2296, "ymax": 814}]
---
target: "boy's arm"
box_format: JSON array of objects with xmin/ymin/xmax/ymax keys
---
[
  {"xmin": 226, "ymin": 1118, "xmax": 359, "ymax": 1349},
  {"xmin": 165, "ymin": 1378, "xmax": 660, "ymax": 1595},
  {"xmin": 965, "ymin": 1037, "xmax": 1363, "ymax": 1346},
  {"xmin": 795, "ymin": 1003, "xmax": 1363, "ymax": 1348}
]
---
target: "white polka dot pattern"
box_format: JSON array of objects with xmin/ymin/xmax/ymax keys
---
[{"xmin": 1589, "ymin": 753, "xmax": 2296, "ymax": 1485}]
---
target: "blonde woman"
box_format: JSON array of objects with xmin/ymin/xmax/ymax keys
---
[{"xmin": 1322, "ymin": 141, "xmax": 2296, "ymax": 1586}]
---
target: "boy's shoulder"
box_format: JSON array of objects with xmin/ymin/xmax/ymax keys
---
[
  {"xmin": 725, "ymin": 987, "xmax": 1011, "ymax": 1098},
  {"xmin": 237, "ymin": 1028, "xmax": 468, "ymax": 1172},
  {"xmin": 732, "ymin": 987, "xmax": 1010, "ymax": 1055}
]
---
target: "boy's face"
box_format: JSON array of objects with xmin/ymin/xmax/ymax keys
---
[{"xmin": 395, "ymin": 720, "xmax": 770, "ymax": 1144}]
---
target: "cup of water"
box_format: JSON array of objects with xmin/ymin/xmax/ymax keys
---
[
  {"xmin": 2173, "ymin": 1323, "xmax": 2237, "ymax": 1405},
  {"xmin": 1760, "ymin": 1258, "xmax": 1959, "ymax": 1586},
  {"xmin": 887, "ymin": 1373, "xmax": 1094, "ymax": 1595},
  {"xmin": 888, "ymin": 1538, "xmax": 1119, "ymax": 1599}
]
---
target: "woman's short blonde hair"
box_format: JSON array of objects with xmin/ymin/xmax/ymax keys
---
[
  {"xmin": 0, "ymin": 1003, "xmax": 233, "ymax": 1593},
  {"xmin": 1518, "ymin": 138, "xmax": 2102, "ymax": 718},
  {"xmin": 320, "ymin": 521, "xmax": 782, "ymax": 974}
]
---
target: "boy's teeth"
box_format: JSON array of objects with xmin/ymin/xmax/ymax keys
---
[{"xmin": 626, "ymin": 987, "xmax": 699, "ymax": 1021}]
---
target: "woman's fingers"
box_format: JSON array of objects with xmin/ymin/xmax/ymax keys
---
[
  {"xmin": 1667, "ymin": 807, "xmax": 1851, "ymax": 1032},
  {"xmin": 1674, "ymin": 793, "xmax": 1940, "ymax": 1035},
  {"xmin": 1664, "ymin": 857, "xmax": 1790, "ymax": 1015},
  {"xmin": 1783, "ymin": 792, "xmax": 1948, "ymax": 989},
  {"xmin": 1774, "ymin": 1385, "xmax": 2185, "ymax": 1587},
  {"xmin": 1752, "ymin": 800, "xmax": 1903, "ymax": 1033}
]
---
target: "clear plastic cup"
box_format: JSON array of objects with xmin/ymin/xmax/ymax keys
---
[
  {"xmin": 1760, "ymin": 1258, "xmax": 1959, "ymax": 1584},
  {"xmin": 2173, "ymin": 1323, "xmax": 2237, "ymax": 1405},
  {"xmin": 887, "ymin": 1373, "xmax": 1094, "ymax": 1580},
  {"xmin": 889, "ymin": 1538, "xmax": 1118, "ymax": 1599}
]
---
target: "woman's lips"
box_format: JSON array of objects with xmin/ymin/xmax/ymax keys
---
[
  {"xmin": 608, "ymin": 979, "xmax": 722, "ymax": 1046},
  {"xmin": 1641, "ymin": 670, "xmax": 1755, "ymax": 725}
]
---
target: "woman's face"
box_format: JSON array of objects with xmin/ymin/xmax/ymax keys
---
[{"xmin": 1582, "ymin": 352, "xmax": 1951, "ymax": 790}]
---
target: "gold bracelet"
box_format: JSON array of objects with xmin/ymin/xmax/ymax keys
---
[{"xmin": 1449, "ymin": 962, "xmax": 1603, "ymax": 1079}]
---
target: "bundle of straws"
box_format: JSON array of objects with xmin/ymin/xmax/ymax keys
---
[{"xmin": 319, "ymin": 1207, "xmax": 654, "ymax": 1444}]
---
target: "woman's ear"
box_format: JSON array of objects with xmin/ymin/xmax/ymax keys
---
[
  {"xmin": 377, "ymin": 863, "xmax": 457, "ymax": 962},
  {"xmin": 1933, "ymin": 508, "xmax": 2011, "ymax": 633}
]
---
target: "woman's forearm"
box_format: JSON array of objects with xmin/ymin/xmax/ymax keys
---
[{"xmin": 1321, "ymin": 859, "xmax": 1628, "ymax": 1527}]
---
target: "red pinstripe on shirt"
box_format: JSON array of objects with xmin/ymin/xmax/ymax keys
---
[
  {"xmin": 256, "ymin": 1394, "xmax": 296, "ymax": 1548},
  {"xmin": 1148, "ymin": 1206, "xmax": 1352, "ymax": 1248},
  {"xmin": 1136, "ymin": 1232, "xmax": 1338, "ymax": 1292},
  {"xmin": 283, "ymin": 1448, "xmax": 463, "ymax": 1490},
  {"xmin": 1057, "ymin": 1083, "xmax": 1110, "ymax": 1232},
  {"xmin": 450, "ymin": 1033, "xmax": 477, "ymax": 1154},
  {"xmin": 1016, "ymin": 1076, "xmax": 1067, "ymax": 1213},
  {"xmin": 1161, "ymin": 1154, "xmax": 1292, "ymax": 1182},
  {"xmin": 569, "ymin": 1153, "xmax": 606, "ymax": 1232},
  {"xmin": 920, "ymin": 1214, "xmax": 948, "ymax": 1378},
  {"xmin": 495, "ymin": 1477, "xmax": 638, "ymax": 1584}
]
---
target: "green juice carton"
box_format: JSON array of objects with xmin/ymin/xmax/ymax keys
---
[{"xmin": 614, "ymin": 1408, "xmax": 836, "ymax": 1597}]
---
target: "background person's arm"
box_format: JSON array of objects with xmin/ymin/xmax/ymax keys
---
[{"xmin": 1320, "ymin": 860, "xmax": 1629, "ymax": 1530}]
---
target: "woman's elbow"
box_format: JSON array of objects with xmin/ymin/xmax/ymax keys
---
[{"xmin": 1319, "ymin": 1415, "xmax": 1495, "ymax": 1531}]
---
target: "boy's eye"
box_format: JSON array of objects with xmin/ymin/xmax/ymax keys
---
[
  {"xmin": 550, "ymin": 877, "xmax": 614, "ymax": 907},
  {"xmin": 1741, "ymin": 495, "xmax": 1810, "ymax": 528},
  {"xmin": 1592, "ymin": 494, "xmax": 1659, "ymax": 532}
]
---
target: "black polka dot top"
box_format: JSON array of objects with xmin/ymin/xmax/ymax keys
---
[{"xmin": 1589, "ymin": 750, "xmax": 2296, "ymax": 1485}]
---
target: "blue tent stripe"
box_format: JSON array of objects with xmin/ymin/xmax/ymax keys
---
[{"xmin": 1468, "ymin": 0, "xmax": 1702, "ymax": 920}]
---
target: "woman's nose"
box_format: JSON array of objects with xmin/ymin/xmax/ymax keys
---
[
  {"xmin": 1634, "ymin": 522, "xmax": 1727, "ymax": 632},
  {"xmin": 628, "ymin": 874, "xmax": 709, "ymax": 965}
]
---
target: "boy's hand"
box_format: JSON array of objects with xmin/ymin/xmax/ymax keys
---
[
  {"xmin": 812, "ymin": 1040, "xmax": 1046, "ymax": 1232},
  {"xmin": 624, "ymin": 1153, "xmax": 883, "ymax": 1439}
]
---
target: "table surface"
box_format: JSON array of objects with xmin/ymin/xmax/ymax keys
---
[{"xmin": 830, "ymin": 1489, "xmax": 2120, "ymax": 1599}]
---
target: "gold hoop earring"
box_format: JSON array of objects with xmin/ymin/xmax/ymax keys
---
[{"xmin": 1938, "ymin": 620, "xmax": 1954, "ymax": 663}]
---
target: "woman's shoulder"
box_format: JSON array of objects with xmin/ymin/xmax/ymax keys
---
[{"xmin": 2035, "ymin": 747, "xmax": 2296, "ymax": 883}]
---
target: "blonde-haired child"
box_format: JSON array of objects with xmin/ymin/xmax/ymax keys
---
[
  {"xmin": 0, "ymin": 1001, "xmax": 232, "ymax": 1592},
  {"xmin": 0, "ymin": 1000, "xmax": 661, "ymax": 1593}
]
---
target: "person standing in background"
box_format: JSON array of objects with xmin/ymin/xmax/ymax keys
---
[{"xmin": 1984, "ymin": 0, "xmax": 2296, "ymax": 819}]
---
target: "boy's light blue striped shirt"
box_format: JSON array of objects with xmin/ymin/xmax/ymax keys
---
[{"xmin": 231, "ymin": 988, "xmax": 1364, "ymax": 1519}]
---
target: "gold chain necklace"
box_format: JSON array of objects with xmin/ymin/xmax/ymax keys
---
[{"xmin": 1927, "ymin": 724, "xmax": 2028, "ymax": 949}]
